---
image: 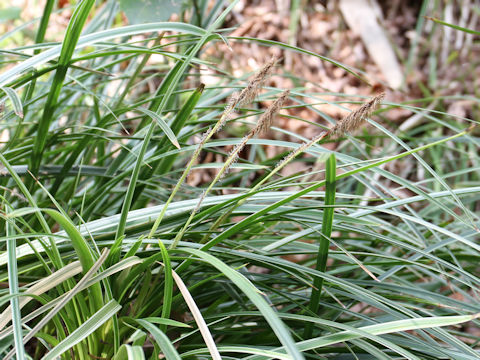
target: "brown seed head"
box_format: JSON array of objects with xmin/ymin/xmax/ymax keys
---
[
  {"xmin": 329, "ymin": 92, "xmax": 385, "ymax": 139},
  {"xmin": 236, "ymin": 56, "xmax": 277, "ymax": 107},
  {"xmin": 222, "ymin": 89, "xmax": 290, "ymax": 178},
  {"xmin": 253, "ymin": 89, "xmax": 290, "ymax": 136}
]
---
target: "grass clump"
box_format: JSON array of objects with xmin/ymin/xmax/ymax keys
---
[{"xmin": 0, "ymin": 1, "xmax": 479, "ymax": 359}]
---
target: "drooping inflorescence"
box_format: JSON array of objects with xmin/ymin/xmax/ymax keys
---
[{"xmin": 329, "ymin": 92, "xmax": 385, "ymax": 139}]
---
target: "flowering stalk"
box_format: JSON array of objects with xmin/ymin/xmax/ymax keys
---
[
  {"xmin": 171, "ymin": 90, "xmax": 290, "ymax": 249},
  {"xmin": 203, "ymin": 93, "xmax": 385, "ymax": 240},
  {"xmin": 148, "ymin": 58, "xmax": 277, "ymax": 239}
]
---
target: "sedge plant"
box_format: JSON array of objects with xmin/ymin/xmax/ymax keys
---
[{"xmin": 0, "ymin": 1, "xmax": 479, "ymax": 359}]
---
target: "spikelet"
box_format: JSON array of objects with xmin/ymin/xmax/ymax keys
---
[
  {"xmin": 225, "ymin": 91, "xmax": 240, "ymax": 113},
  {"xmin": 273, "ymin": 93, "xmax": 384, "ymax": 172},
  {"xmin": 199, "ymin": 127, "xmax": 212, "ymax": 144},
  {"xmin": 216, "ymin": 109, "xmax": 233, "ymax": 133},
  {"xmin": 221, "ymin": 89, "xmax": 289, "ymax": 178},
  {"xmin": 252, "ymin": 89, "xmax": 290, "ymax": 136},
  {"xmin": 275, "ymin": 130, "xmax": 328, "ymax": 169},
  {"xmin": 329, "ymin": 93, "xmax": 385, "ymax": 139},
  {"xmin": 236, "ymin": 57, "xmax": 277, "ymax": 107},
  {"xmin": 219, "ymin": 58, "xmax": 277, "ymax": 135},
  {"xmin": 220, "ymin": 135, "xmax": 246, "ymax": 178}
]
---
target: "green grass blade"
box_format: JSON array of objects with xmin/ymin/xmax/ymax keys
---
[
  {"xmin": 0, "ymin": 152, "xmax": 61, "ymax": 268},
  {"xmin": 158, "ymin": 240, "xmax": 173, "ymax": 332},
  {"xmin": 31, "ymin": 0, "xmax": 96, "ymax": 173},
  {"xmin": 182, "ymin": 346, "xmax": 294, "ymax": 359},
  {"xmin": 229, "ymin": 36, "xmax": 365, "ymax": 83},
  {"xmin": 43, "ymin": 209, "xmax": 95, "ymax": 273},
  {"xmin": 0, "ymin": 262, "xmax": 82, "ymax": 343},
  {"xmin": 0, "ymin": 257, "xmax": 140, "ymax": 336},
  {"xmin": 291, "ymin": 313, "xmax": 480, "ymax": 355},
  {"xmin": 44, "ymin": 209, "xmax": 104, "ymax": 311},
  {"xmin": 178, "ymin": 248, "xmax": 305, "ymax": 360},
  {"xmin": 153, "ymin": 82, "xmax": 205, "ymax": 172},
  {"xmin": 132, "ymin": 83, "xmax": 205, "ymax": 208},
  {"xmin": 0, "ymin": 23, "xmax": 207, "ymax": 87},
  {"xmin": 5, "ymin": 206, "xmax": 26, "ymax": 359},
  {"xmin": 41, "ymin": 300, "xmax": 121, "ymax": 360},
  {"xmin": 2, "ymin": 249, "xmax": 110, "ymax": 360},
  {"xmin": 113, "ymin": 344, "xmax": 146, "ymax": 360},
  {"xmin": 136, "ymin": 319, "xmax": 181, "ymax": 360},
  {"xmin": 0, "ymin": 86, "xmax": 23, "ymax": 118},
  {"xmin": 21, "ymin": 0, "xmax": 55, "ymax": 118},
  {"xmin": 426, "ymin": 16, "xmax": 480, "ymax": 35},
  {"xmin": 34, "ymin": 0, "xmax": 55, "ymax": 48},
  {"xmin": 134, "ymin": 108, "xmax": 180, "ymax": 149},
  {"xmin": 304, "ymin": 153, "xmax": 336, "ymax": 338}
]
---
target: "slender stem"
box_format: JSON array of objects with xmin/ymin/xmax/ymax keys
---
[
  {"xmin": 175, "ymin": 125, "xmax": 474, "ymax": 274},
  {"xmin": 148, "ymin": 99, "xmax": 237, "ymax": 240},
  {"xmin": 202, "ymin": 131, "xmax": 329, "ymax": 243}
]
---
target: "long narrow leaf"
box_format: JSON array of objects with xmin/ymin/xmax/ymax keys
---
[
  {"xmin": 41, "ymin": 300, "xmax": 121, "ymax": 360},
  {"xmin": 134, "ymin": 108, "xmax": 180, "ymax": 149},
  {"xmin": 136, "ymin": 319, "xmax": 181, "ymax": 360},
  {"xmin": 5, "ymin": 206, "xmax": 26, "ymax": 358},
  {"xmin": 304, "ymin": 153, "xmax": 336, "ymax": 338},
  {"xmin": 3, "ymin": 249, "xmax": 110, "ymax": 360},
  {"xmin": 177, "ymin": 249, "xmax": 305, "ymax": 360},
  {"xmin": 171, "ymin": 269, "xmax": 221, "ymax": 360},
  {"xmin": 0, "ymin": 86, "xmax": 23, "ymax": 118}
]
